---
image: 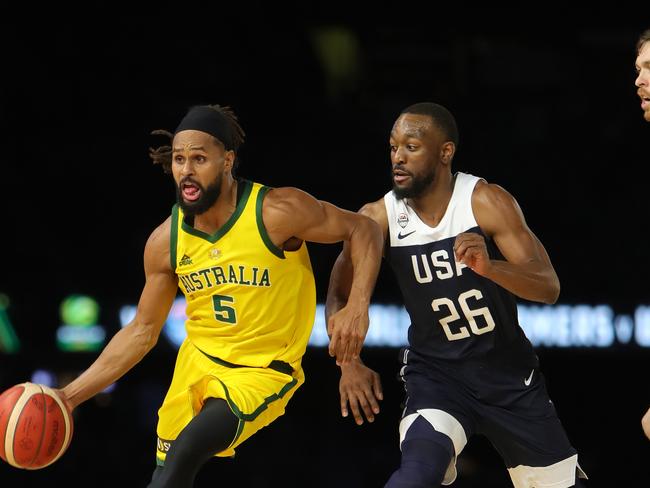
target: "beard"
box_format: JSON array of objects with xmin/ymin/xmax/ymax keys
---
[
  {"xmin": 176, "ymin": 173, "xmax": 223, "ymax": 217},
  {"xmin": 392, "ymin": 166, "xmax": 436, "ymax": 200}
]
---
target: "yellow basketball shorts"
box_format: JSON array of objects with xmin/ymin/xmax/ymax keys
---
[{"xmin": 155, "ymin": 338, "xmax": 303, "ymax": 464}]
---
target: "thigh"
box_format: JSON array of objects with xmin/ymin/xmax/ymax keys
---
[
  {"xmin": 211, "ymin": 364, "xmax": 304, "ymax": 455},
  {"xmin": 156, "ymin": 340, "xmax": 208, "ymax": 464},
  {"xmin": 155, "ymin": 342, "xmax": 303, "ymax": 462},
  {"xmin": 477, "ymin": 371, "xmax": 585, "ymax": 487},
  {"xmin": 400, "ymin": 350, "xmax": 476, "ymax": 437},
  {"xmin": 400, "ymin": 355, "xmax": 477, "ymax": 465},
  {"xmin": 479, "ymin": 369, "xmax": 576, "ymax": 467}
]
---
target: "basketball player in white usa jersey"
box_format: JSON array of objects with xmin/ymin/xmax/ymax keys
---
[{"xmin": 325, "ymin": 103, "xmax": 588, "ymax": 487}]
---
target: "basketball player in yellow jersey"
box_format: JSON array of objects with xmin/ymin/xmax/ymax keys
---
[{"xmin": 54, "ymin": 104, "xmax": 383, "ymax": 487}]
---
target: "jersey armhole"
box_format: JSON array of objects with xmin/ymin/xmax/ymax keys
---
[
  {"xmin": 256, "ymin": 186, "xmax": 286, "ymax": 259},
  {"xmin": 468, "ymin": 176, "xmax": 486, "ymax": 231}
]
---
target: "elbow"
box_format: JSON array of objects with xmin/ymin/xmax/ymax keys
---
[
  {"xmin": 543, "ymin": 279, "xmax": 561, "ymax": 304},
  {"xmin": 131, "ymin": 321, "xmax": 160, "ymax": 355},
  {"xmin": 142, "ymin": 328, "xmax": 160, "ymax": 353}
]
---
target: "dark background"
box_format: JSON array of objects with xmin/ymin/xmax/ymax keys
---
[{"xmin": 1, "ymin": 5, "xmax": 649, "ymax": 487}]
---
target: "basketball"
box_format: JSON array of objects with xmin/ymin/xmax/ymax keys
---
[{"xmin": 0, "ymin": 382, "xmax": 73, "ymax": 469}]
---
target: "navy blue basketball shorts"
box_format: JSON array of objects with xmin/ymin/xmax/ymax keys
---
[{"xmin": 397, "ymin": 348, "xmax": 587, "ymax": 487}]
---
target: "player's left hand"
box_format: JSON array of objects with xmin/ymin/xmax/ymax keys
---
[
  {"xmin": 453, "ymin": 232, "xmax": 492, "ymax": 276},
  {"xmin": 339, "ymin": 359, "xmax": 383, "ymax": 425},
  {"xmin": 327, "ymin": 304, "xmax": 369, "ymax": 366}
]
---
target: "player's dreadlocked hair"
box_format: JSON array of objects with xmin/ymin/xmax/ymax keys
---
[{"xmin": 149, "ymin": 104, "xmax": 246, "ymax": 174}]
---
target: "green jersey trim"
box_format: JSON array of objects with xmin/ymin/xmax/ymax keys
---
[
  {"xmin": 179, "ymin": 179, "xmax": 253, "ymax": 243},
  {"xmin": 255, "ymin": 186, "xmax": 285, "ymax": 259}
]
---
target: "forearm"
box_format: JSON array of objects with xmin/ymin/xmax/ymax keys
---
[
  {"xmin": 62, "ymin": 322, "xmax": 157, "ymax": 408},
  {"xmin": 484, "ymin": 260, "xmax": 560, "ymax": 304},
  {"xmin": 326, "ymin": 253, "xmax": 353, "ymax": 322},
  {"xmin": 325, "ymin": 291, "xmax": 346, "ymax": 321},
  {"xmin": 346, "ymin": 217, "xmax": 383, "ymax": 306}
]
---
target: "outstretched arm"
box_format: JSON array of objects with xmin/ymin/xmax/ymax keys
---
[
  {"xmin": 324, "ymin": 198, "xmax": 388, "ymax": 343},
  {"xmin": 325, "ymin": 199, "xmax": 388, "ymax": 421},
  {"xmin": 454, "ymin": 181, "xmax": 560, "ymax": 304},
  {"xmin": 263, "ymin": 188, "xmax": 383, "ymax": 365},
  {"xmin": 60, "ymin": 218, "xmax": 178, "ymax": 409}
]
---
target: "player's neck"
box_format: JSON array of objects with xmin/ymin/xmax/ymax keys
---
[
  {"xmin": 407, "ymin": 172, "xmax": 456, "ymax": 227},
  {"xmin": 193, "ymin": 175, "xmax": 238, "ymax": 235}
]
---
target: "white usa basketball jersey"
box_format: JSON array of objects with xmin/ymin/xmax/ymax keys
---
[{"xmin": 384, "ymin": 172, "xmax": 536, "ymax": 362}]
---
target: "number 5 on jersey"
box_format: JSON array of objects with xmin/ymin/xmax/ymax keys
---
[
  {"xmin": 432, "ymin": 289, "xmax": 495, "ymax": 341},
  {"xmin": 212, "ymin": 294, "xmax": 237, "ymax": 324}
]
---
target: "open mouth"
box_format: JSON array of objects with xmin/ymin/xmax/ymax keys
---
[
  {"xmin": 640, "ymin": 93, "xmax": 650, "ymax": 109},
  {"xmin": 181, "ymin": 181, "xmax": 201, "ymax": 202},
  {"xmin": 393, "ymin": 169, "xmax": 411, "ymax": 184}
]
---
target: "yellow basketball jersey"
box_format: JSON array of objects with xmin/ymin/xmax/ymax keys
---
[{"xmin": 170, "ymin": 179, "xmax": 316, "ymax": 369}]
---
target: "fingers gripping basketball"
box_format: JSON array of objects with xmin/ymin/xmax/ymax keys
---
[{"xmin": 0, "ymin": 382, "xmax": 74, "ymax": 469}]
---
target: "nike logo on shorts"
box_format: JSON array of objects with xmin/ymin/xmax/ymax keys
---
[{"xmin": 524, "ymin": 369, "xmax": 534, "ymax": 386}]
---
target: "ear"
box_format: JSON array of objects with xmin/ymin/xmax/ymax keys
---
[
  {"xmin": 223, "ymin": 150, "xmax": 236, "ymax": 172},
  {"xmin": 440, "ymin": 141, "xmax": 455, "ymax": 166}
]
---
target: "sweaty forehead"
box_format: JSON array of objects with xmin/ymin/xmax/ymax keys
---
[{"xmin": 391, "ymin": 114, "xmax": 435, "ymax": 140}]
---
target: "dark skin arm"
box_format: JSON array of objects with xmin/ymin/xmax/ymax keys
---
[
  {"xmin": 58, "ymin": 218, "xmax": 178, "ymax": 410},
  {"xmin": 338, "ymin": 357, "xmax": 383, "ymax": 425},
  {"xmin": 453, "ymin": 181, "xmax": 560, "ymax": 304},
  {"xmin": 326, "ymin": 199, "xmax": 387, "ymax": 423},
  {"xmin": 262, "ymin": 187, "xmax": 384, "ymax": 365}
]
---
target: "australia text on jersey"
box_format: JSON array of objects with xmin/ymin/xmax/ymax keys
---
[{"xmin": 178, "ymin": 264, "xmax": 271, "ymax": 293}]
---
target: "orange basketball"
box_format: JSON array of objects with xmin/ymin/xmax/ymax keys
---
[{"xmin": 0, "ymin": 382, "xmax": 73, "ymax": 469}]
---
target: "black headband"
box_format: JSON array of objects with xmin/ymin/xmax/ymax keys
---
[{"xmin": 174, "ymin": 106, "xmax": 234, "ymax": 151}]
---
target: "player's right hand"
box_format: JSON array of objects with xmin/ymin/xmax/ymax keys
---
[
  {"xmin": 53, "ymin": 388, "xmax": 75, "ymax": 413},
  {"xmin": 327, "ymin": 303, "xmax": 369, "ymax": 365},
  {"xmin": 339, "ymin": 359, "xmax": 383, "ymax": 425}
]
